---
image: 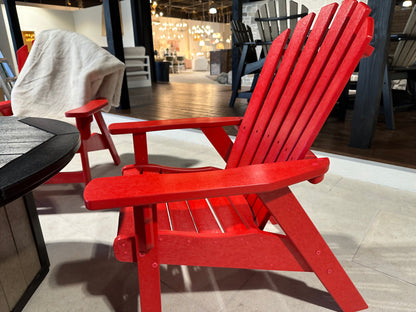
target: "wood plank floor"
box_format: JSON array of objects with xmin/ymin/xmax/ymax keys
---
[{"xmin": 110, "ymin": 82, "xmax": 416, "ymax": 169}]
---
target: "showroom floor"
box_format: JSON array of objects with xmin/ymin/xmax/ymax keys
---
[{"xmin": 22, "ymin": 113, "xmax": 416, "ymax": 311}]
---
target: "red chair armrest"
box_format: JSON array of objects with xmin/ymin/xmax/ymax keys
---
[
  {"xmin": 108, "ymin": 117, "xmax": 243, "ymax": 134},
  {"xmin": 0, "ymin": 100, "xmax": 12, "ymax": 116},
  {"xmin": 65, "ymin": 98, "xmax": 108, "ymax": 118},
  {"xmin": 84, "ymin": 157, "xmax": 329, "ymax": 210}
]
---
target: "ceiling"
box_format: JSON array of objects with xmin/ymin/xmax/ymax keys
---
[
  {"xmin": 154, "ymin": 0, "xmax": 234, "ymax": 22},
  {"xmin": 15, "ymin": 0, "xmax": 235, "ymax": 22},
  {"xmin": 16, "ymin": 0, "xmax": 102, "ymax": 8}
]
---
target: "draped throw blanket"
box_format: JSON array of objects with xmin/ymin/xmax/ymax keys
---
[{"xmin": 11, "ymin": 29, "xmax": 125, "ymax": 121}]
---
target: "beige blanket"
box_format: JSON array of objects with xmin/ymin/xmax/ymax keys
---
[{"xmin": 11, "ymin": 29, "xmax": 125, "ymax": 122}]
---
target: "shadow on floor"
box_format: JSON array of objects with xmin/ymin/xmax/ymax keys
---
[{"xmin": 51, "ymin": 242, "xmax": 341, "ymax": 312}]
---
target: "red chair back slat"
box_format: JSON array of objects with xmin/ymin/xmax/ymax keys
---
[
  {"xmin": 273, "ymin": 2, "xmax": 372, "ymax": 163},
  {"xmin": 286, "ymin": 6, "xmax": 373, "ymax": 161},
  {"xmin": 253, "ymin": 3, "xmax": 340, "ymax": 165},
  {"xmin": 16, "ymin": 45, "xmax": 29, "ymax": 72},
  {"xmin": 224, "ymin": 0, "xmax": 373, "ymax": 226},
  {"xmin": 226, "ymin": 29, "xmax": 290, "ymax": 169},
  {"xmin": 227, "ymin": 0, "xmax": 373, "ymax": 168},
  {"xmin": 238, "ymin": 13, "xmax": 315, "ymax": 167}
]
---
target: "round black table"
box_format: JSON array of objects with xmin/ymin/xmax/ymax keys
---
[{"xmin": 0, "ymin": 116, "xmax": 79, "ymax": 312}]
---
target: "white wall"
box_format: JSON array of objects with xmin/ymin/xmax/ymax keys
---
[
  {"xmin": 73, "ymin": 5, "xmax": 106, "ymax": 46},
  {"xmin": 16, "ymin": 5, "xmax": 76, "ymax": 34},
  {"xmin": 73, "ymin": 1, "xmax": 135, "ymax": 48},
  {"xmin": 0, "ymin": 1, "xmax": 136, "ymax": 72}
]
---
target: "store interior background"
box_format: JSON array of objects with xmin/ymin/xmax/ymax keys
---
[
  {"xmin": 0, "ymin": 0, "xmax": 346, "ymax": 76},
  {"xmin": 2, "ymin": 0, "xmax": 416, "ymax": 172}
]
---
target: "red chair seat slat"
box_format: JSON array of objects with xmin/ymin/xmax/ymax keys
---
[
  {"xmin": 165, "ymin": 201, "xmax": 197, "ymax": 232},
  {"xmin": 155, "ymin": 203, "xmax": 172, "ymax": 231},
  {"xmin": 187, "ymin": 199, "xmax": 223, "ymax": 233},
  {"xmin": 208, "ymin": 197, "xmax": 250, "ymax": 233}
]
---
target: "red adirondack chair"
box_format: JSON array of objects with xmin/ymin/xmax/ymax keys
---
[
  {"xmin": 84, "ymin": 1, "xmax": 374, "ymax": 311},
  {"xmin": 0, "ymin": 45, "xmax": 120, "ymax": 185}
]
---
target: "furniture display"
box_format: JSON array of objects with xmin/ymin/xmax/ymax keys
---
[
  {"xmin": 154, "ymin": 61, "xmax": 170, "ymax": 82},
  {"xmin": 192, "ymin": 56, "xmax": 209, "ymax": 71},
  {"xmin": 83, "ymin": 1, "xmax": 374, "ymax": 311},
  {"xmin": 174, "ymin": 56, "xmax": 185, "ymax": 73},
  {"xmin": 0, "ymin": 31, "xmax": 121, "ymax": 185},
  {"xmin": 163, "ymin": 55, "xmax": 186, "ymax": 74},
  {"xmin": 382, "ymin": 4, "xmax": 416, "ymax": 130},
  {"xmin": 0, "ymin": 116, "xmax": 79, "ymax": 312},
  {"xmin": 255, "ymin": 0, "xmax": 308, "ymax": 56},
  {"xmin": 230, "ymin": 0, "xmax": 308, "ymax": 107},
  {"xmin": 209, "ymin": 49, "xmax": 232, "ymax": 75},
  {"xmin": 229, "ymin": 21, "xmax": 265, "ymax": 107},
  {"xmin": 350, "ymin": 0, "xmax": 395, "ymax": 148},
  {"xmin": 124, "ymin": 47, "xmax": 152, "ymax": 88}
]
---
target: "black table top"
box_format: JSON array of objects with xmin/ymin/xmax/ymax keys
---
[{"xmin": 0, "ymin": 117, "xmax": 80, "ymax": 206}]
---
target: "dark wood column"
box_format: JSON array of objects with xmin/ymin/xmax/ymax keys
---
[
  {"xmin": 3, "ymin": 0, "xmax": 24, "ymax": 53},
  {"xmin": 350, "ymin": 0, "xmax": 395, "ymax": 148},
  {"xmin": 130, "ymin": 0, "xmax": 156, "ymax": 82},
  {"xmin": 231, "ymin": 0, "xmax": 242, "ymax": 95},
  {"xmin": 103, "ymin": 0, "xmax": 130, "ymax": 109}
]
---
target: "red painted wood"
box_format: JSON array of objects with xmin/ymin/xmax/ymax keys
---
[
  {"xmin": 6, "ymin": 45, "xmax": 120, "ymax": 185},
  {"xmin": 133, "ymin": 205, "xmax": 162, "ymax": 312},
  {"xmin": 289, "ymin": 11, "xmax": 374, "ymax": 161},
  {"xmin": 113, "ymin": 206, "xmax": 138, "ymax": 262},
  {"xmin": 158, "ymin": 231, "xmax": 311, "ymax": 272},
  {"xmin": 259, "ymin": 188, "xmax": 368, "ymax": 311},
  {"xmin": 238, "ymin": 13, "xmax": 316, "ymax": 167},
  {"xmin": 156, "ymin": 204, "xmax": 171, "ymax": 231},
  {"xmin": 209, "ymin": 197, "xmax": 248, "ymax": 233},
  {"xmin": 134, "ymin": 205, "xmax": 156, "ymax": 252},
  {"xmin": 227, "ymin": 195, "xmax": 258, "ymax": 229},
  {"xmin": 278, "ymin": 3, "xmax": 372, "ymax": 162},
  {"xmin": 45, "ymin": 171, "xmax": 85, "ymax": 184},
  {"xmin": 253, "ymin": 3, "xmax": 338, "ymax": 165},
  {"xmin": 65, "ymin": 98, "xmax": 109, "ymax": 117},
  {"xmin": 122, "ymin": 164, "xmax": 220, "ymax": 175},
  {"xmin": 109, "ymin": 117, "xmax": 243, "ymax": 134},
  {"xmin": 84, "ymin": 2, "xmax": 374, "ymax": 311},
  {"xmin": 84, "ymin": 158, "xmax": 329, "ymax": 210},
  {"xmin": 0, "ymin": 100, "xmax": 12, "ymax": 116},
  {"xmin": 166, "ymin": 201, "xmax": 197, "ymax": 232},
  {"xmin": 16, "ymin": 44, "xmax": 28, "ymax": 72},
  {"xmin": 187, "ymin": 199, "xmax": 223, "ymax": 233},
  {"xmin": 133, "ymin": 133, "xmax": 149, "ymax": 165},
  {"xmin": 200, "ymin": 126, "xmax": 234, "ymax": 162},
  {"xmin": 226, "ymin": 29, "xmax": 290, "ymax": 169}
]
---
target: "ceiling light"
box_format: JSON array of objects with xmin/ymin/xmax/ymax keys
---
[
  {"xmin": 403, "ymin": 0, "xmax": 412, "ymax": 7},
  {"xmin": 209, "ymin": 7, "xmax": 217, "ymax": 14}
]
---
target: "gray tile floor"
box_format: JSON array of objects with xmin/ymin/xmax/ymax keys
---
[{"xmin": 24, "ymin": 113, "xmax": 416, "ymax": 311}]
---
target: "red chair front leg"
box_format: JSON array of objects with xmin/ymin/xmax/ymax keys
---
[{"xmin": 133, "ymin": 204, "xmax": 162, "ymax": 312}]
